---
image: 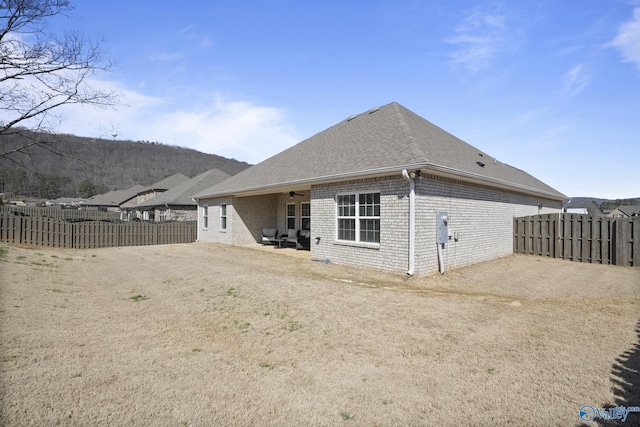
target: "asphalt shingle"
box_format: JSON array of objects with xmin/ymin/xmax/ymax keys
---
[{"xmin": 194, "ymin": 102, "xmax": 565, "ymax": 200}]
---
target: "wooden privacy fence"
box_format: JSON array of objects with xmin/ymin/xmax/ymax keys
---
[
  {"xmin": 514, "ymin": 213, "xmax": 639, "ymax": 267},
  {"xmin": 0, "ymin": 205, "xmax": 121, "ymax": 221},
  {"xmin": 0, "ymin": 213, "xmax": 197, "ymax": 249}
]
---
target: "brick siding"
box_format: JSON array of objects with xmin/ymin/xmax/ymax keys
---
[
  {"xmin": 198, "ymin": 174, "xmax": 561, "ymax": 275},
  {"xmin": 311, "ymin": 174, "xmax": 561, "ymax": 275}
]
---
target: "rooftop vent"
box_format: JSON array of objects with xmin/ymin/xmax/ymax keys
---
[
  {"xmin": 476, "ymin": 161, "xmax": 486, "ymax": 168},
  {"xmin": 346, "ymin": 114, "xmax": 358, "ymax": 121},
  {"xmin": 368, "ymin": 106, "xmax": 380, "ymax": 114}
]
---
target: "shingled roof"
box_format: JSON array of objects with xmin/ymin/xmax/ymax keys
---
[
  {"xmin": 137, "ymin": 169, "xmax": 231, "ymax": 208},
  {"xmin": 194, "ymin": 102, "xmax": 565, "ymax": 200},
  {"xmin": 138, "ymin": 173, "xmax": 190, "ymax": 193},
  {"xmin": 82, "ymin": 184, "xmax": 145, "ymax": 207}
]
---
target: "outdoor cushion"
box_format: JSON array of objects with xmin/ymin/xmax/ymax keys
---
[
  {"xmin": 284, "ymin": 229, "xmax": 298, "ymax": 248},
  {"xmin": 261, "ymin": 228, "xmax": 279, "ymax": 245}
]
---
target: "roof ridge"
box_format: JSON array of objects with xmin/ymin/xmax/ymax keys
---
[{"xmin": 390, "ymin": 102, "xmax": 427, "ymax": 164}]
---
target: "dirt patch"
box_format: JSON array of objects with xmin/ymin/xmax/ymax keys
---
[{"xmin": 1, "ymin": 243, "xmax": 639, "ymax": 426}]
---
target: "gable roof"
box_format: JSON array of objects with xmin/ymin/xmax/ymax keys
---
[
  {"xmin": 137, "ymin": 169, "xmax": 231, "ymax": 208},
  {"xmin": 613, "ymin": 205, "xmax": 640, "ymax": 216},
  {"xmin": 82, "ymin": 184, "xmax": 145, "ymax": 207},
  {"xmin": 138, "ymin": 173, "xmax": 190, "ymax": 194},
  {"xmin": 194, "ymin": 102, "xmax": 566, "ymax": 200}
]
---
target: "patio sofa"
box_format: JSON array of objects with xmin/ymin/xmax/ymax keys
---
[
  {"xmin": 261, "ymin": 228, "xmax": 279, "ymax": 246},
  {"xmin": 296, "ymin": 229, "xmax": 311, "ymax": 250}
]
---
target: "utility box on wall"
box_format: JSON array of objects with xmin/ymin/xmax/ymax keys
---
[{"xmin": 436, "ymin": 211, "xmax": 449, "ymax": 245}]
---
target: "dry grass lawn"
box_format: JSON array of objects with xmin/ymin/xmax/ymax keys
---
[{"xmin": 0, "ymin": 242, "xmax": 639, "ymax": 426}]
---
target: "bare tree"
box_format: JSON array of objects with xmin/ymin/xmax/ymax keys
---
[{"xmin": 0, "ymin": 0, "xmax": 117, "ymax": 164}]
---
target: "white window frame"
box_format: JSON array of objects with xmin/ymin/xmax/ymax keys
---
[
  {"xmin": 286, "ymin": 203, "xmax": 296, "ymax": 230},
  {"xmin": 158, "ymin": 209, "xmax": 167, "ymax": 222},
  {"xmin": 202, "ymin": 205, "xmax": 209, "ymax": 229},
  {"xmin": 336, "ymin": 192, "xmax": 380, "ymax": 244},
  {"xmin": 301, "ymin": 202, "xmax": 311, "ymax": 230},
  {"xmin": 220, "ymin": 204, "xmax": 227, "ymax": 231}
]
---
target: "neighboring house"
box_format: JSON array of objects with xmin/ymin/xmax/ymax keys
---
[
  {"xmin": 46, "ymin": 197, "xmax": 86, "ymax": 208},
  {"xmin": 121, "ymin": 173, "xmax": 190, "ymax": 220},
  {"xmin": 135, "ymin": 169, "xmax": 231, "ymax": 222},
  {"xmin": 607, "ymin": 205, "xmax": 640, "ymax": 218},
  {"xmin": 193, "ymin": 102, "xmax": 566, "ymax": 275},
  {"xmin": 80, "ymin": 185, "xmax": 145, "ymax": 212},
  {"xmin": 565, "ymin": 208, "xmax": 588, "ymax": 214}
]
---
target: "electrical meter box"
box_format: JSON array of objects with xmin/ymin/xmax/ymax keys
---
[{"xmin": 436, "ymin": 212, "xmax": 449, "ymax": 245}]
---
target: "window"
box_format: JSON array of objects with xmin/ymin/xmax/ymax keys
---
[
  {"xmin": 301, "ymin": 202, "xmax": 311, "ymax": 230},
  {"xmin": 202, "ymin": 205, "xmax": 208, "ymax": 229},
  {"xmin": 286, "ymin": 203, "xmax": 296, "ymax": 230},
  {"xmin": 220, "ymin": 204, "xmax": 227, "ymax": 230},
  {"xmin": 337, "ymin": 192, "xmax": 380, "ymax": 243},
  {"xmin": 159, "ymin": 209, "xmax": 167, "ymax": 222}
]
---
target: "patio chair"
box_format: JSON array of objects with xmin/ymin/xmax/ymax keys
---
[
  {"xmin": 296, "ymin": 229, "xmax": 311, "ymax": 250},
  {"xmin": 261, "ymin": 228, "xmax": 279, "ymax": 246},
  {"xmin": 283, "ymin": 229, "xmax": 299, "ymax": 248}
]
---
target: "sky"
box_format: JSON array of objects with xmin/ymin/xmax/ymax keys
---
[{"xmin": 36, "ymin": 0, "xmax": 640, "ymax": 198}]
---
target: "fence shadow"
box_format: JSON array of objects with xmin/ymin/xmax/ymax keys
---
[{"xmin": 580, "ymin": 319, "xmax": 640, "ymax": 426}]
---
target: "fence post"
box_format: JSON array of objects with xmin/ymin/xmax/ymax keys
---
[{"xmin": 632, "ymin": 217, "xmax": 640, "ymax": 267}]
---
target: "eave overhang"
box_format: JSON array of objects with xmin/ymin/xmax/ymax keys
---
[{"xmin": 193, "ymin": 162, "xmax": 567, "ymax": 202}]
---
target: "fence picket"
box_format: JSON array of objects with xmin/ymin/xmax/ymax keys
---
[
  {"xmin": 514, "ymin": 213, "xmax": 638, "ymax": 267},
  {"xmin": 0, "ymin": 213, "xmax": 196, "ymax": 249}
]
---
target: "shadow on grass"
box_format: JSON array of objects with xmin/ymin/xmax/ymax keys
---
[{"xmin": 579, "ymin": 319, "xmax": 640, "ymax": 426}]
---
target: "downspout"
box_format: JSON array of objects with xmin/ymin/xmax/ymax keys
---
[
  {"xmin": 192, "ymin": 197, "xmax": 200, "ymax": 242},
  {"xmin": 402, "ymin": 169, "xmax": 415, "ymax": 276}
]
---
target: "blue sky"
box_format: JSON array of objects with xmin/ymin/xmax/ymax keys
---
[{"xmin": 46, "ymin": 0, "xmax": 639, "ymax": 198}]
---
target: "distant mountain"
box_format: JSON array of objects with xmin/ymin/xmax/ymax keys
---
[{"xmin": 0, "ymin": 131, "xmax": 251, "ymax": 198}]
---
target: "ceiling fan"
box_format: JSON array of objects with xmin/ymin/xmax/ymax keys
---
[{"xmin": 289, "ymin": 191, "xmax": 304, "ymax": 198}]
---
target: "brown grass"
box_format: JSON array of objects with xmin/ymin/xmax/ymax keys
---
[{"xmin": 0, "ymin": 242, "xmax": 638, "ymax": 426}]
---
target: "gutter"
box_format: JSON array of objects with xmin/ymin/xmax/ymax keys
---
[{"xmin": 193, "ymin": 162, "xmax": 565, "ymax": 202}]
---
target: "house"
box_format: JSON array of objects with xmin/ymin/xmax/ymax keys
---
[
  {"xmin": 80, "ymin": 184, "xmax": 145, "ymax": 212},
  {"xmin": 120, "ymin": 173, "xmax": 190, "ymax": 220},
  {"xmin": 564, "ymin": 208, "xmax": 588, "ymax": 214},
  {"xmin": 193, "ymin": 102, "xmax": 566, "ymax": 275},
  {"xmin": 46, "ymin": 197, "xmax": 86, "ymax": 208},
  {"xmin": 135, "ymin": 169, "xmax": 231, "ymax": 221},
  {"xmin": 607, "ymin": 205, "xmax": 640, "ymax": 218}
]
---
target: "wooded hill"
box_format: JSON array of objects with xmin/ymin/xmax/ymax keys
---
[{"xmin": 0, "ymin": 131, "xmax": 251, "ymax": 198}]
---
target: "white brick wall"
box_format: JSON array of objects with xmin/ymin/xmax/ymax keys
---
[
  {"xmin": 198, "ymin": 174, "xmax": 561, "ymax": 275},
  {"xmin": 311, "ymin": 176, "xmax": 410, "ymax": 272},
  {"xmin": 311, "ymin": 174, "xmax": 561, "ymax": 275},
  {"xmin": 197, "ymin": 197, "xmax": 233, "ymax": 244},
  {"xmin": 197, "ymin": 195, "xmax": 278, "ymax": 245}
]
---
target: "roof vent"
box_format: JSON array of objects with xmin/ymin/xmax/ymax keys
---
[
  {"xmin": 476, "ymin": 161, "xmax": 485, "ymax": 168},
  {"xmin": 346, "ymin": 114, "xmax": 358, "ymax": 121},
  {"xmin": 368, "ymin": 106, "xmax": 380, "ymax": 114}
]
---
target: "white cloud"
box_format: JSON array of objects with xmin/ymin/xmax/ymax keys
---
[
  {"xmin": 142, "ymin": 99, "xmax": 300, "ymax": 163},
  {"xmin": 611, "ymin": 7, "xmax": 640, "ymax": 69},
  {"xmin": 563, "ymin": 64, "xmax": 589, "ymax": 96},
  {"xmin": 55, "ymin": 82, "xmax": 299, "ymax": 164},
  {"xmin": 446, "ymin": 5, "xmax": 511, "ymax": 72}
]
